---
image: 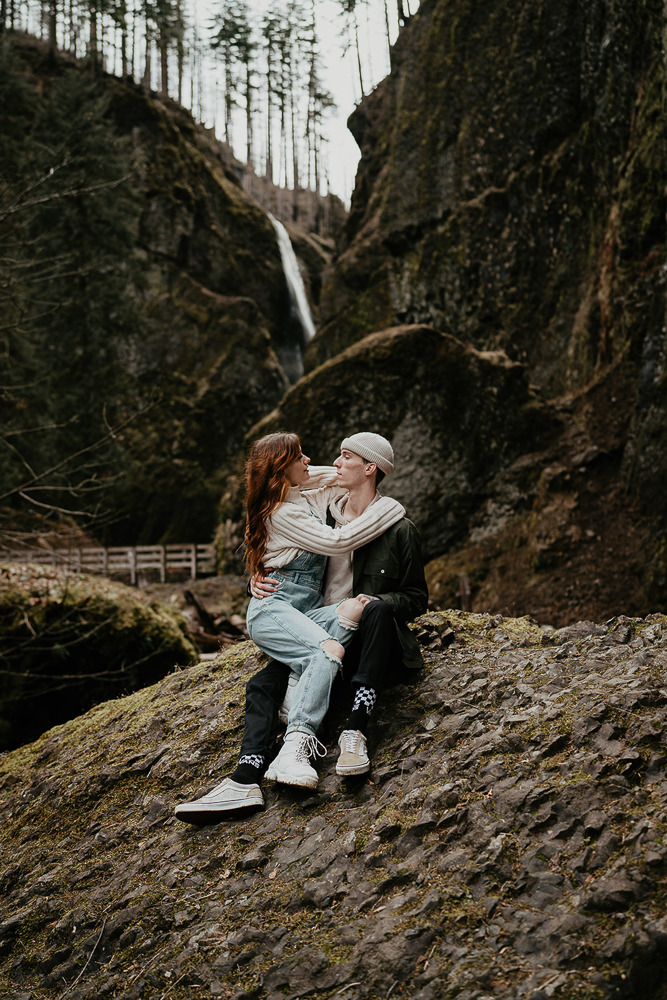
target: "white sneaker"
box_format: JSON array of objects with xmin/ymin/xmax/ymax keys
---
[
  {"xmin": 336, "ymin": 730, "xmax": 370, "ymax": 776},
  {"xmin": 174, "ymin": 778, "xmax": 263, "ymax": 825},
  {"xmin": 264, "ymin": 730, "xmax": 327, "ymax": 790},
  {"xmin": 278, "ymin": 672, "xmax": 299, "ymax": 725}
]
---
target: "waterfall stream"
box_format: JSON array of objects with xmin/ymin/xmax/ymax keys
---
[{"xmin": 269, "ymin": 213, "xmax": 316, "ymax": 343}]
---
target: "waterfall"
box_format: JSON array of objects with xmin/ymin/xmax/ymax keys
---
[{"xmin": 269, "ymin": 213, "xmax": 316, "ymax": 342}]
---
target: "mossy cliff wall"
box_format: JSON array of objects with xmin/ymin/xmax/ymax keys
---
[{"xmin": 308, "ymin": 0, "xmax": 666, "ymax": 400}]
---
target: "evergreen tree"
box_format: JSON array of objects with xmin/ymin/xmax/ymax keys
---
[
  {"xmin": 210, "ymin": 0, "xmax": 254, "ymax": 163},
  {"xmin": 210, "ymin": 0, "xmax": 250, "ymax": 148},
  {"xmin": 337, "ymin": 0, "xmax": 366, "ymax": 98}
]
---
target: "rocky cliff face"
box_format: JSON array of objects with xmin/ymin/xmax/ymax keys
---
[
  {"xmin": 105, "ymin": 74, "xmax": 319, "ymax": 543},
  {"xmin": 292, "ymin": 0, "xmax": 667, "ymax": 621},
  {"xmin": 3, "ymin": 612, "xmax": 667, "ymax": 998},
  {"xmin": 309, "ymin": 0, "xmax": 665, "ymax": 397}
]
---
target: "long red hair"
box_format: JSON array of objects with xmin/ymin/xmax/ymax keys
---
[{"xmin": 244, "ymin": 432, "xmax": 302, "ymax": 577}]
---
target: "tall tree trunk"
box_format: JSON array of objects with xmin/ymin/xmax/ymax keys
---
[
  {"xmin": 121, "ymin": 28, "xmax": 128, "ymax": 76},
  {"xmin": 176, "ymin": 1, "xmax": 183, "ymax": 104},
  {"xmin": 190, "ymin": 38, "xmax": 195, "ymax": 111},
  {"xmin": 245, "ymin": 60, "xmax": 253, "ymax": 167},
  {"xmin": 306, "ymin": 4, "xmax": 316, "ymax": 191},
  {"xmin": 313, "ymin": 132, "xmax": 319, "ymax": 200},
  {"xmin": 191, "ymin": 20, "xmax": 197, "ymax": 113},
  {"xmin": 121, "ymin": 1, "xmax": 128, "ymax": 78},
  {"xmin": 224, "ymin": 38, "xmax": 232, "ymax": 145},
  {"xmin": 159, "ymin": 35, "xmax": 168, "ymax": 96},
  {"xmin": 48, "ymin": 0, "xmax": 57, "ymax": 63},
  {"xmin": 265, "ymin": 48, "xmax": 273, "ymax": 181},
  {"xmin": 0, "ymin": 0, "xmax": 6, "ymax": 35},
  {"xmin": 131, "ymin": 0, "xmax": 137, "ymax": 79},
  {"xmin": 280, "ymin": 49, "xmax": 287, "ymax": 188},
  {"xmin": 383, "ymin": 0, "xmax": 391, "ymax": 54},
  {"xmin": 99, "ymin": 16, "xmax": 106, "ymax": 72},
  {"xmin": 67, "ymin": 0, "xmax": 74, "ymax": 52},
  {"xmin": 290, "ymin": 57, "xmax": 299, "ymax": 219},
  {"xmin": 89, "ymin": 8, "xmax": 98, "ymax": 78},
  {"xmin": 354, "ymin": 8, "xmax": 365, "ymax": 98},
  {"xmin": 142, "ymin": 23, "xmax": 151, "ymax": 92}
]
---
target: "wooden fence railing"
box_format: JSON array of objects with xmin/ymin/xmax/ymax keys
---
[{"xmin": 0, "ymin": 543, "xmax": 216, "ymax": 585}]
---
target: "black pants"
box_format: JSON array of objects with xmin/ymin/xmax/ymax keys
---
[{"xmin": 239, "ymin": 599, "xmax": 406, "ymax": 761}]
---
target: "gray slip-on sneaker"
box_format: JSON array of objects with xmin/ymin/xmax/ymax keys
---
[
  {"xmin": 336, "ymin": 729, "xmax": 370, "ymax": 776},
  {"xmin": 175, "ymin": 778, "xmax": 263, "ymax": 825}
]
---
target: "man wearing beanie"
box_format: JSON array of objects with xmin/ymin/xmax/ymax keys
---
[
  {"xmin": 321, "ymin": 432, "xmax": 426, "ymax": 775},
  {"xmin": 175, "ymin": 431, "xmax": 427, "ymax": 823}
]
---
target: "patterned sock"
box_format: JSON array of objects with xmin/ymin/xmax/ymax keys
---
[
  {"xmin": 346, "ymin": 685, "xmax": 378, "ymax": 735},
  {"xmin": 231, "ymin": 754, "xmax": 265, "ymax": 785}
]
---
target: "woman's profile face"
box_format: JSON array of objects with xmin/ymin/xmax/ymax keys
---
[{"xmin": 285, "ymin": 451, "xmax": 310, "ymax": 486}]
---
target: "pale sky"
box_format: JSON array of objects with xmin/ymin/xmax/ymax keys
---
[{"xmin": 194, "ymin": 0, "xmax": 404, "ymax": 204}]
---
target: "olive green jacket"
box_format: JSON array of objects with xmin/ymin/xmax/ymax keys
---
[{"xmin": 328, "ymin": 512, "xmax": 429, "ymax": 672}]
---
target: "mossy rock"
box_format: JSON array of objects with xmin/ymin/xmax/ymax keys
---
[
  {"xmin": 234, "ymin": 324, "xmax": 560, "ymax": 563},
  {"xmin": 0, "ymin": 562, "xmax": 197, "ymax": 751}
]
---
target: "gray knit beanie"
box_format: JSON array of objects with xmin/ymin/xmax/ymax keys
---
[{"xmin": 340, "ymin": 432, "xmax": 394, "ymax": 475}]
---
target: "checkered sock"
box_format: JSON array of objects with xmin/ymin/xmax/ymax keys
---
[
  {"xmin": 346, "ymin": 685, "xmax": 378, "ymax": 735},
  {"xmin": 231, "ymin": 754, "xmax": 265, "ymax": 784}
]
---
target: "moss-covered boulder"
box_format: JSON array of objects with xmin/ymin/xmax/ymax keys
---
[
  {"xmin": 307, "ymin": 0, "xmax": 666, "ymax": 403},
  {"xmin": 3, "ymin": 612, "xmax": 667, "ymax": 997},
  {"xmin": 0, "ymin": 562, "xmax": 197, "ymax": 751},
  {"xmin": 233, "ymin": 324, "xmax": 558, "ymax": 562}
]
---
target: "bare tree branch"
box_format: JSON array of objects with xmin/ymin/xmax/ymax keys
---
[
  {"xmin": 0, "ymin": 402, "xmax": 156, "ymax": 504},
  {"xmin": 0, "ymin": 175, "xmax": 132, "ymax": 224}
]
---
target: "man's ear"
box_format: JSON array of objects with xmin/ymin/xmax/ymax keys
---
[{"xmin": 364, "ymin": 462, "xmax": 377, "ymax": 478}]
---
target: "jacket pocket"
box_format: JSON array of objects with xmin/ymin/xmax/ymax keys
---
[{"xmin": 363, "ymin": 554, "xmax": 400, "ymax": 583}]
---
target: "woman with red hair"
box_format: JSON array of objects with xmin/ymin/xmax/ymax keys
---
[{"xmin": 175, "ymin": 432, "xmax": 404, "ymax": 822}]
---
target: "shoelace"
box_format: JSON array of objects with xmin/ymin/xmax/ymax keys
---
[
  {"xmin": 293, "ymin": 733, "xmax": 327, "ymax": 762},
  {"xmin": 340, "ymin": 730, "xmax": 365, "ymax": 755}
]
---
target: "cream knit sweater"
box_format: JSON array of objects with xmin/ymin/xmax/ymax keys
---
[{"xmin": 263, "ymin": 466, "xmax": 405, "ymax": 570}]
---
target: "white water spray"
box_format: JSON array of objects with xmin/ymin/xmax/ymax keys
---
[{"xmin": 269, "ymin": 214, "xmax": 316, "ymax": 341}]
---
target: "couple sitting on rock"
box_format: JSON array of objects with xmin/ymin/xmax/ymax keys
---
[{"xmin": 175, "ymin": 430, "xmax": 428, "ymax": 823}]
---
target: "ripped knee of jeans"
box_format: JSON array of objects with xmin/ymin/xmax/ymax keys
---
[
  {"xmin": 336, "ymin": 597, "xmax": 364, "ymax": 631},
  {"xmin": 321, "ymin": 638, "xmax": 345, "ymax": 663}
]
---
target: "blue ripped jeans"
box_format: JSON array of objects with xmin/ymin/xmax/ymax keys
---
[{"xmin": 246, "ymin": 549, "xmax": 356, "ymax": 738}]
